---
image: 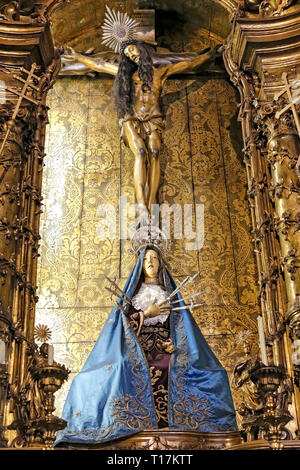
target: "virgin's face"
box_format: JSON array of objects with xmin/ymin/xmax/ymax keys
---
[
  {"xmin": 143, "ymin": 249, "xmax": 160, "ymax": 278},
  {"xmin": 124, "ymin": 44, "xmax": 140, "ymax": 64}
]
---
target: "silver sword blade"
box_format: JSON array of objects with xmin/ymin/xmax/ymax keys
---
[
  {"xmin": 170, "ymin": 303, "xmax": 204, "ymax": 312},
  {"xmin": 104, "ymin": 275, "xmax": 131, "ymax": 302},
  {"xmin": 170, "ymin": 290, "xmax": 204, "ymax": 306},
  {"xmin": 104, "ymin": 286, "xmax": 131, "ymax": 305},
  {"xmin": 158, "ymin": 272, "xmax": 200, "ymax": 306}
]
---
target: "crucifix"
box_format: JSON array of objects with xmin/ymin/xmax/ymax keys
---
[
  {"xmin": 0, "ymin": 63, "xmax": 44, "ymax": 158},
  {"xmin": 63, "ymin": 6, "xmax": 220, "ymax": 215}
]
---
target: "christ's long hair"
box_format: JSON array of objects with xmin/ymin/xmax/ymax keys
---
[{"xmin": 113, "ymin": 40, "xmax": 154, "ymax": 118}]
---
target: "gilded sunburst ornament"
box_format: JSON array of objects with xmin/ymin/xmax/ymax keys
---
[
  {"xmin": 34, "ymin": 324, "xmax": 52, "ymax": 343},
  {"xmin": 235, "ymin": 330, "xmax": 254, "ymax": 346},
  {"xmin": 101, "ymin": 5, "xmax": 140, "ymax": 53}
]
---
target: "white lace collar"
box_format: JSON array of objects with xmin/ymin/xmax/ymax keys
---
[{"xmin": 131, "ymin": 282, "xmax": 169, "ymax": 326}]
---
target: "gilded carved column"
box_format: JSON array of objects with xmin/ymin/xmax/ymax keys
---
[
  {"xmin": 0, "ymin": 1, "xmax": 64, "ymax": 446},
  {"xmin": 224, "ymin": 1, "xmax": 300, "ymax": 434},
  {"xmin": 266, "ymin": 116, "xmax": 300, "ymax": 334}
]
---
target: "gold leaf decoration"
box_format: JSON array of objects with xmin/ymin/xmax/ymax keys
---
[{"xmin": 34, "ymin": 324, "xmax": 52, "ymax": 343}]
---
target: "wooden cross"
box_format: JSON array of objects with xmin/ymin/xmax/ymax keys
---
[
  {"xmin": 274, "ymin": 72, "xmax": 300, "ymax": 137},
  {"xmin": 0, "ymin": 63, "xmax": 43, "ymax": 158}
]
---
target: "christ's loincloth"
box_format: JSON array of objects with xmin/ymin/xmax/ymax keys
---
[{"xmin": 120, "ymin": 114, "xmax": 165, "ymax": 148}]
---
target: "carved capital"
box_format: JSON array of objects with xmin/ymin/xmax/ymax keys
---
[
  {"xmin": 227, "ymin": 7, "xmax": 300, "ymax": 103},
  {"xmin": 252, "ymin": 100, "xmax": 300, "ymax": 150}
]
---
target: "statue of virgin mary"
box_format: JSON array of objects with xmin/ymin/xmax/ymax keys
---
[{"xmin": 54, "ymin": 246, "xmax": 237, "ymax": 446}]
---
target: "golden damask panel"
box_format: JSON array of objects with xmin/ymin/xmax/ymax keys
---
[
  {"xmin": 38, "ymin": 78, "xmax": 89, "ymax": 310},
  {"xmin": 189, "ymin": 79, "xmax": 237, "ymax": 313},
  {"xmin": 35, "ymin": 68, "xmax": 260, "ymax": 417},
  {"xmin": 215, "ymin": 81, "xmax": 259, "ymax": 308}
]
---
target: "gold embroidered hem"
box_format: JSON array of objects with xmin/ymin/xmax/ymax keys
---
[
  {"xmin": 153, "ymin": 384, "xmax": 168, "ymax": 426},
  {"xmin": 150, "ymin": 367, "xmax": 168, "ymax": 426}
]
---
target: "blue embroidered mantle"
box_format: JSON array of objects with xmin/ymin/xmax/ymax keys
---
[{"xmin": 55, "ymin": 250, "xmax": 237, "ymax": 445}]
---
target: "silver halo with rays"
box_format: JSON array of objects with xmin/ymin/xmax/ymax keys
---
[
  {"xmin": 130, "ymin": 225, "xmax": 169, "ymax": 257},
  {"xmin": 101, "ymin": 5, "xmax": 140, "ymax": 53}
]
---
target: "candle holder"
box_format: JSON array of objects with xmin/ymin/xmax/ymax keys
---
[
  {"xmin": 29, "ymin": 362, "xmax": 70, "ymax": 447},
  {"xmin": 249, "ymin": 364, "xmax": 293, "ymax": 450},
  {"xmin": 8, "ymin": 342, "xmax": 70, "ymax": 448},
  {"xmin": 232, "ymin": 331, "xmax": 264, "ymax": 441}
]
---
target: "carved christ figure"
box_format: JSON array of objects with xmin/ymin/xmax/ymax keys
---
[{"xmin": 65, "ymin": 41, "xmax": 218, "ymax": 213}]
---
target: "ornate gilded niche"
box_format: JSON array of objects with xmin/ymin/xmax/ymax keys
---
[
  {"xmin": 0, "ymin": 0, "xmax": 299, "ymax": 450},
  {"xmin": 34, "ymin": 0, "xmax": 261, "ymax": 418}
]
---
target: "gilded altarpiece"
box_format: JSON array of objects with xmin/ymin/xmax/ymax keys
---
[
  {"xmin": 35, "ymin": 35, "xmax": 260, "ymax": 421},
  {"xmin": 2, "ymin": 0, "xmax": 300, "ymax": 451}
]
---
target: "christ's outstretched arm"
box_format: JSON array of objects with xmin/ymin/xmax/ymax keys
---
[
  {"xmin": 63, "ymin": 47, "xmax": 119, "ymax": 76},
  {"xmin": 158, "ymin": 47, "xmax": 218, "ymax": 85}
]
